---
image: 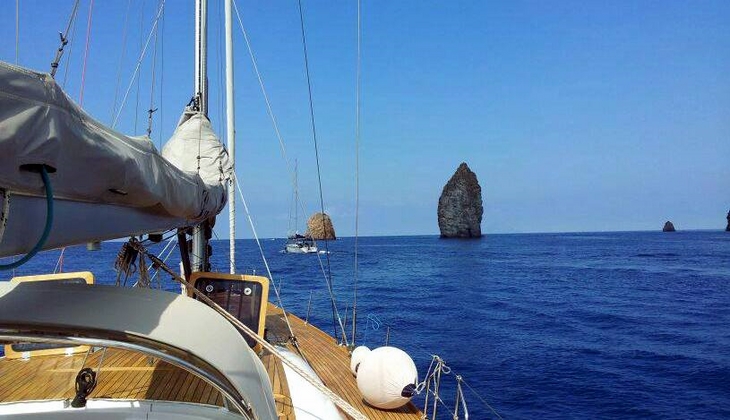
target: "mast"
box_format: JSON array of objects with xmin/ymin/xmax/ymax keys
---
[
  {"xmin": 224, "ymin": 0, "xmax": 236, "ymax": 274},
  {"xmin": 294, "ymin": 159, "xmax": 298, "ymax": 234},
  {"xmin": 192, "ymin": 0, "xmax": 209, "ymax": 272}
]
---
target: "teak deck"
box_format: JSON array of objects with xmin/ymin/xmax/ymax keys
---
[
  {"xmin": 0, "ymin": 303, "xmax": 422, "ymax": 420},
  {"xmin": 266, "ymin": 304, "xmax": 422, "ymax": 420}
]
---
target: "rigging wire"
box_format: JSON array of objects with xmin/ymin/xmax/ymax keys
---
[
  {"xmin": 351, "ymin": 0, "xmax": 362, "ymax": 347},
  {"xmin": 78, "ymin": 0, "xmax": 95, "ymax": 106},
  {"xmin": 296, "ymin": 0, "xmax": 340, "ymax": 343},
  {"xmin": 462, "ymin": 378, "xmax": 504, "ymax": 420},
  {"xmin": 146, "ymin": 0, "xmax": 162, "ymax": 137},
  {"xmin": 129, "ymin": 240, "xmax": 368, "ymax": 420},
  {"xmin": 134, "ymin": 0, "xmax": 147, "ymax": 134},
  {"xmin": 158, "ymin": 4, "xmax": 166, "ymax": 149},
  {"xmin": 49, "ymin": 0, "xmax": 81, "ymax": 80},
  {"xmin": 61, "ymin": 1, "xmax": 81, "ymax": 88},
  {"xmin": 53, "ymin": 248, "xmax": 66, "ymax": 274},
  {"xmin": 111, "ymin": 0, "xmax": 133, "ymax": 124},
  {"xmin": 231, "ymin": 173, "xmax": 306, "ymax": 352},
  {"xmin": 15, "ymin": 0, "xmax": 19, "ymax": 64},
  {"xmin": 111, "ymin": 0, "xmax": 166, "ymax": 129},
  {"xmin": 231, "ymin": 0, "xmax": 348, "ymax": 345}
]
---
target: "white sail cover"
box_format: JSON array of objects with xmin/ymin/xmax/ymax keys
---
[{"xmin": 0, "ymin": 61, "xmax": 230, "ymax": 223}]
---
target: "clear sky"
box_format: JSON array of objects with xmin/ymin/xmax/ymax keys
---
[{"xmin": 2, "ymin": 1, "xmax": 728, "ymax": 238}]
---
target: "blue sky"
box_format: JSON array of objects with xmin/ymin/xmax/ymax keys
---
[{"xmin": 2, "ymin": 1, "xmax": 728, "ymax": 237}]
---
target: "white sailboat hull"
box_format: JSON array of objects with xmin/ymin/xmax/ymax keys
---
[{"xmin": 285, "ymin": 243, "xmax": 318, "ymax": 254}]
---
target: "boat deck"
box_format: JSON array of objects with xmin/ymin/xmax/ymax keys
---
[
  {"xmin": 266, "ymin": 304, "xmax": 422, "ymax": 420},
  {"xmin": 0, "ymin": 347, "xmax": 224, "ymax": 406},
  {"xmin": 0, "ymin": 303, "xmax": 422, "ymax": 420}
]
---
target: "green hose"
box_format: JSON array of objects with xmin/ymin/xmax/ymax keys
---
[{"xmin": 0, "ymin": 166, "xmax": 54, "ymax": 270}]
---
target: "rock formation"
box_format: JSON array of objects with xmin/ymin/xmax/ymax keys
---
[
  {"xmin": 306, "ymin": 212, "xmax": 336, "ymax": 240},
  {"xmin": 438, "ymin": 162, "xmax": 483, "ymax": 238},
  {"xmin": 726, "ymin": 210, "xmax": 730, "ymax": 232},
  {"xmin": 663, "ymin": 221, "xmax": 676, "ymax": 232}
]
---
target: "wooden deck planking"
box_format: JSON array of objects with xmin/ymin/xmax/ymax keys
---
[
  {"xmin": 266, "ymin": 304, "xmax": 422, "ymax": 420},
  {"xmin": 261, "ymin": 352, "xmax": 295, "ymax": 420},
  {"xmin": 2, "ymin": 302, "xmax": 421, "ymax": 420},
  {"xmin": 0, "ymin": 348, "xmax": 223, "ymax": 407}
]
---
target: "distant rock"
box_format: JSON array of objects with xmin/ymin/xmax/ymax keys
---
[
  {"xmin": 663, "ymin": 221, "xmax": 676, "ymax": 232},
  {"xmin": 306, "ymin": 212, "xmax": 336, "ymax": 240},
  {"xmin": 726, "ymin": 210, "xmax": 730, "ymax": 232},
  {"xmin": 438, "ymin": 162, "xmax": 483, "ymax": 238}
]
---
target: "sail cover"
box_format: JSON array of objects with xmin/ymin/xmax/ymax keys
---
[{"xmin": 0, "ymin": 61, "xmax": 230, "ymax": 224}]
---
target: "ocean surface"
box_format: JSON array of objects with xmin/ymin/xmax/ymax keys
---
[{"xmin": 2, "ymin": 231, "xmax": 729, "ymax": 419}]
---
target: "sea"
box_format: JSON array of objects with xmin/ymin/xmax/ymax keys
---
[{"xmin": 2, "ymin": 230, "xmax": 729, "ymax": 419}]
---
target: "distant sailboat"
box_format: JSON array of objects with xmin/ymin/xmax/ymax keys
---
[{"xmin": 284, "ymin": 159, "xmax": 318, "ymax": 254}]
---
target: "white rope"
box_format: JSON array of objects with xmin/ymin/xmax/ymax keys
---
[
  {"xmin": 231, "ymin": 1, "xmax": 349, "ymax": 346},
  {"xmin": 147, "ymin": 236, "xmax": 177, "ymax": 285},
  {"xmin": 112, "ymin": 0, "xmax": 166, "ymax": 129},
  {"xmin": 139, "ymin": 243, "xmax": 369, "ymax": 420},
  {"xmin": 111, "ymin": 0, "xmax": 133, "ymax": 123},
  {"xmin": 15, "ymin": 0, "xmax": 19, "ymax": 64},
  {"xmin": 454, "ymin": 375, "xmax": 469, "ymax": 420},
  {"xmin": 462, "ymin": 378, "xmax": 503, "ymax": 420},
  {"xmin": 351, "ymin": 0, "xmax": 362, "ymax": 347},
  {"xmin": 231, "ymin": 173, "xmax": 299, "ymax": 343}
]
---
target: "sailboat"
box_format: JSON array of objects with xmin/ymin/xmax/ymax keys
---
[
  {"xmin": 284, "ymin": 160, "xmax": 318, "ymax": 254},
  {"xmin": 0, "ymin": 1, "xmax": 428, "ymax": 419}
]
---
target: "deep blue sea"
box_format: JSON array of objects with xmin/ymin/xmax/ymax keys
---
[{"xmin": 2, "ymin": 231, "xmax": 729, "ymax": 419}]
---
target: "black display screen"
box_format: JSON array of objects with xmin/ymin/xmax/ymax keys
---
[{"xmin": 194, "ymin": 279, "xmax": 264, "ymax": 347}]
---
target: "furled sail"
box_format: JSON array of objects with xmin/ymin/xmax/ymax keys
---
[{"xmin": 0, "ymin": 61, "xmax": 230, "ymax": 257}]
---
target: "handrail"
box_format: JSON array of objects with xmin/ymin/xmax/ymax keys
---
[{"xmin": 0, "ymin": 332, "xmax": 253, "ymax": 419}]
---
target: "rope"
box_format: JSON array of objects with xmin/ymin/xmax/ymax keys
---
[
  {"xmin": 133, "ymin": 242, "xmax": 368, "ymax": 420},
  {"xmin": 231, "ymin": 174, "xmax": 300, "ymax": 347},
  {"xmin": 351, "ymin": 0, "xmax": 362, "ymax": 347},
  {"xmin": 158, "ymin": 5, "xmax": 165, "ymax": 149},
  {"xmin": 146, "ymin": 0, "xmax": 162, "ymax": 137},
  {"xmin": 61, "ymin": 1, "xmax": 81, "ymax": 88},
  {"xmin": 462, "ymin": 378, "xmax": 503, "ymax": 420},
  {"xmin": 112, "ymin": 0, "xmax": 166, "ymax": 129},
  {"xmin": 53, "ymin": 247, "xmax": 66, "ymax": 274},
  {"xmin": 0, "ymin": 167, "xmax": 53, "ymax": 271},
  {"xmin": 134, "ymin": 1, "xmax": 146, "ymax": 134},
  {"xmin": 296, "ymin": 0, "xmax": 340, "ymax": 343},
  {"xmin": 111, "ymin": 0, "xmax": 133, "ymax": 124},
  {"xmin": 78, "ymin": 0, "xmax": 95, "ymax": 106},
  {"xmin": 231, "ymin": 0, "xmax": 348, "ymax": 346},
  {"xmin": 50, "ymin": 0, "xmax": 81, "ymax": 79},
  {"xmin": 15, "ymin": 0, "xmax": 19, "ymax": 64}
]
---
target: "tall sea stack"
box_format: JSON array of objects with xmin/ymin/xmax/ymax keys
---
[
  {"xmin": 438, "ymin": 162, "xmax": 483, "ymax": 238},
  {"xmin": 726, "ymin": 210, "xmax": 730, "ymax": 232},
  {"xmin": 663, "ymin": 221, "xmax": 676, "ymax": 232},
  {"xmin": 306, "ymin": 212, "xmax": 336, "ymax": 240}
]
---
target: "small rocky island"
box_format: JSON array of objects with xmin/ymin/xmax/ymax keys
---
[
  {"xmin": 437, "ymin": 162, "xmax": 483, "ymax": 238},
  {"xmin": 306, "ymin": 212, "xmax": 336, "ymax": 240},
  {"xmin": 726, "ymin": 210, "xmax": 730, "ymax": 232},
  {"xmin": 663, "ymin": 221, "xmax": 676, "ymax": 232}
]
